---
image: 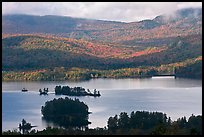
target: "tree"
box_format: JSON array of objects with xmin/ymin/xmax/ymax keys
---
[
  {"xmin": 118, "ymin": 112, "xmax": 129, "ymax": 129},
  {"xmin": 107, "ymin": 115, "xmax": 118, "ymax": 132},
  {"xmin": 19, "ymin": 119, "xmax": 35, "ymax": 134}
]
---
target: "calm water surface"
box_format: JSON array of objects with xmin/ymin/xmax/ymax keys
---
[{"xmin": 2, "ymin": 77, "xmax": 202, "ymax": 131}]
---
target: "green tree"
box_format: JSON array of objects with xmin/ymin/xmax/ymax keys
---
[
  {"xmin": 118, "ymin": 112, "xmax": 130, "ymax": 129},
  {"xmin": 107, "ymin": 115, "xmax": 118, "ymax": 132}
]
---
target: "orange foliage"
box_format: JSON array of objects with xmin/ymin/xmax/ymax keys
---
[{"xmin": 131, "ymin": 47, "xmax": 167, "ymax": 57}]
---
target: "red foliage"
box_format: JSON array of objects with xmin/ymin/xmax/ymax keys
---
[{"xmin": 131, "ymin": 47, "xmax": 166, "ymax": 57}]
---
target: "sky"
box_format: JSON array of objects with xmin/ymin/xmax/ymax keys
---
[{"xmin": 2, "ymin": 2, "xmax": 202, "ymax": 22}]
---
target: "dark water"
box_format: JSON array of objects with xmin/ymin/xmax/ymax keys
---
[{"xmin": 2, "ymin": 77, "xmax": 202, "ymax": 131}]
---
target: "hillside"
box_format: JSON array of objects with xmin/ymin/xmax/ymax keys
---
[
  {"xmin": 2, "ymin": 34, "xmax": 164, "ymax": 70},
  {"xmin": 2, "ymin": 8, "xmax": 202, "ymax": 80},
  {"xmin": 2, "ymin": 33, "xmax": 201, "ymax": 70}
]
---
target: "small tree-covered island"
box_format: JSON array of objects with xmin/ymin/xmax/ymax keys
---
[
  {"xmin": 55, "ymin": 85, "xmax": 101, "ymax": 97},
  {"xmin": 41, "ymin": 97, "xmax": 91, "ymax": 129}
]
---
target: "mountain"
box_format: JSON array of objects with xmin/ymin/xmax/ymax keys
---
[
  {"xmin": 2, "ymin": 14, "xmax": 124, "ymax": 35},
  {"xmin": 2, "ymin": 8, "xmax": 202, "ymax": 79},
  {"xmin": 2, "ymin": 8, "xmax": 202, "ymax": 44},
  {"xmin": 153, "ymin": 8, "xmax": 202, "ymax": 23}
]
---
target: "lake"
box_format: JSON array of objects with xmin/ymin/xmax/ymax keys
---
[{"xmin": 2, "ymin": 77, "xmax": 202, "ymax": 131}]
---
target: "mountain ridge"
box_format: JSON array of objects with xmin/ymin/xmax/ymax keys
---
[{"xmin": 2, "ymin": 8, "xmax": 201, "ymax": 44}]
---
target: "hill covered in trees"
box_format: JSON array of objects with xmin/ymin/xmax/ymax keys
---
[
  {"xmin": 2, "ymin": 8, "xmax": 202, "ymax": 80},
  {"xmin": 2, "ymin": 33, "xmax": 202, "ymax": 80}
]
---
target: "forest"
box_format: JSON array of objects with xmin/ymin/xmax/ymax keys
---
[
  {"xmin": 2, "ymin": 55, "xmax": 202, "ymax": 81},
  {"xmin": 2, "ymin": 33, "xmax": 202, "ymax": 81}
]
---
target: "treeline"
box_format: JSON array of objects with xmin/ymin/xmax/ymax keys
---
[
  {"xmin": 106, "ymin": 111, "xmax": 202, "ymax": 135},
  {"xmin": 2, "ymin": 56, "xmax": 202, "ymax": 81},
  {"xmin": 175, "ymin": 61, "xmax": 202, "ymax": 79},
  {"xmin": 2, "ymin": 68, "xmax": 91, "ymax": 81},
  {"xmin": 2, "ymin": 111, "xmax": 202, "ymax": 135},
  {"xmin": 1, "ymin": 67, "xmax": 153, "ymax": 81}
]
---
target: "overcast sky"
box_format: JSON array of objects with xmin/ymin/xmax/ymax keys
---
[{"xmin": 2, "ymin": 2, "xmax": 202, "ymax": 22}]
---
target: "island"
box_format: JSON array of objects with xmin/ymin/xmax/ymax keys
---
[
  {"xmin": 41, "ymin": 97, "xmax": 91, "ymax": 129},
  {"xmin": 39, "ymin": 88, "xmax": 49, "ymax": 95},
  {"xmin": 55, "ymin": 85, "xmax": 101, "ymax": 97}
]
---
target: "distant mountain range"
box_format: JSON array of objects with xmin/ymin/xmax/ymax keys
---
[{"xmin": 2, "ymin": 8, "xmax": 202, "ymax": 44}]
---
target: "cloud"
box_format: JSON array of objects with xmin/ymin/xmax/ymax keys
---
[
  {"xmin": 2, "ymin": 2, "xmax": 202, "ymax": 22},
  {"xmin": 177, "ymin": 2, "xmax": 202, "ymax": 9}
]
